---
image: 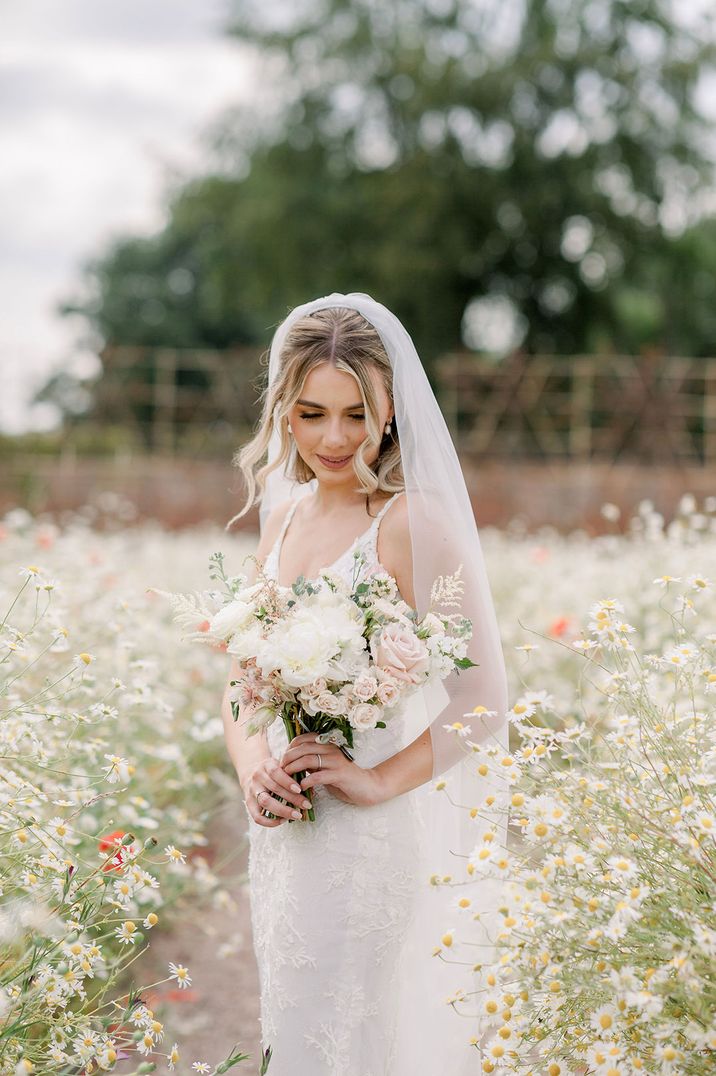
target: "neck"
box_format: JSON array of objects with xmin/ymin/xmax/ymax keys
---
[{"xmin": 311, "ymin": 481, "xmax": 370, "ymax": 515}]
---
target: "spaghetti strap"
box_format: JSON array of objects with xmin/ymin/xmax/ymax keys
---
[
  {"xmin": 278, "ymin": 499, "xmax": 299, "ymax": 540},
  {"xmin": 371, "ymin": 490, "xmax": 404, "ymax": 527}
]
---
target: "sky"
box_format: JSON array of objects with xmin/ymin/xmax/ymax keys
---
[
  {"xmin": 2, "ymin": 2, "xmax": 715, "ymax": 436},
  {"xmin": 0, "ymin": 0, "xmax": 256, "ymax": 434}
]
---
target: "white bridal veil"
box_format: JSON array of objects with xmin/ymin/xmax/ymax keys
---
[{"xmin": 252, "ymin": 291, "xmax": 509, "ymax": 1067}]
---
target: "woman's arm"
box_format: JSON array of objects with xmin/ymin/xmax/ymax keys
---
[
  {"xmin": 371, "ymin": 727, "xmax": 433, "ymax": 800},
  {"xmin": 221, "ymin": 658, "xmax": 271, "ymax": 794},
  {"xmin": 220, "ymin": 498, "xmax": 292, "ymax": 793}
]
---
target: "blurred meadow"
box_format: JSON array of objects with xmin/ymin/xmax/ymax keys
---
[{"xmin": 3, "ymin": 0, "xmax": 716, "ymax": 1072}]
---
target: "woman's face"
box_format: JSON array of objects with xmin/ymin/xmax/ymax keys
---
[{"xmin": 287, "ymin": 362, "xmax": 393, "ymax": 483}]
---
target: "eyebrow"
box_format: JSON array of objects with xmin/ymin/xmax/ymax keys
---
[{"xmin": 296, "ymin": 399, "xmax": 365, "ymax": 410}]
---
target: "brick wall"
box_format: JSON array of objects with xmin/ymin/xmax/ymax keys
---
[{"xmin": 1, "ymin": 455, "xmax": 713, "ymax": 534}]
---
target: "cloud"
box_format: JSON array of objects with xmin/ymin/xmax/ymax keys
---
[{"xmin": 0, "ymin": 0, "xmax": 256, "ymax": 433}]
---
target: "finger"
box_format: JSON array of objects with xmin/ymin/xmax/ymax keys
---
[
  {"xmin": 285, "ymin": 733, "xmax": 320, "ymax": 750},
  {"xmin": 263, "ymin": 770, "xmax": 312, "ymax": 811},
  {"xmin": 258, "ymin": 789, "xmax": 305, "ymax": 821},
  {"xmin": 281, "ymin": 735, "xmax": 319, "ymax": 761},
  {"xmin": 301, "ymin": 768, "xmax": 337, "ymax": 791},
  {"xmin": 254, "ymin": 811, "xmax": 284, "ymax": 828},
  {"xmin": 247, "ymin": 802, "xmax": 284, "ymax": 828},
  {"xmin": 283, "ymin": 752, "xmax": 328, "ymax": 777}
]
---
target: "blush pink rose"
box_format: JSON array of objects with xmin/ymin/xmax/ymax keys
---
[{"xmin": 372, "ymin": 625, "xmax": 429, "ymax": 685}]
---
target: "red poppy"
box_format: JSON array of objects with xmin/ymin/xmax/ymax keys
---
[
  {"xmin": 548, "ymin": 616, "xmax": 572, "ymax": 638},
  {"xmin": 98, "ymin": 829, "xmax": 132, "ymax": 872},
  {"xmin": 165, "ymin": 987, "xmax": 198, "ymax": 1003}
]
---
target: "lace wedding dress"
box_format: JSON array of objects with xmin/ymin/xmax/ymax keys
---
[{"xmin": 245, "ymin": 492, "xmax": 462, "ymax": 1076}]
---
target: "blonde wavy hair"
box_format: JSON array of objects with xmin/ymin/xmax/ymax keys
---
[{"xmin": 230, "ymin": 306, "xmax": 404, "ymax": 524}]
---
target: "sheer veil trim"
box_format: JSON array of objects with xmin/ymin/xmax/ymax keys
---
[{"xmin": 244, "ymin": 292, "xmax": 510, "ymax": 1059}]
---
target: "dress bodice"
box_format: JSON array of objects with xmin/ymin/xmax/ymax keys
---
[{"xmin": 262, "ymin": 491, "xmax": 404, "ymax": 591}]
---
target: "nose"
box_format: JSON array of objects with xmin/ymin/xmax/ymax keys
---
[{"xmin": 322, "ymin": 415, "xmax": 351, "ymax": 448}]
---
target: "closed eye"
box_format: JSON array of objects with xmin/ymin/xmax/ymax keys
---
[{"xmin": 300, "ymin": 413, "xmax": 365, "ymax": 421}]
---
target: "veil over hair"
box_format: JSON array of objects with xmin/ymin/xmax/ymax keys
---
[{"xmin": 242, "ymin": 292, "xmax": 509, "ymax": 1065}]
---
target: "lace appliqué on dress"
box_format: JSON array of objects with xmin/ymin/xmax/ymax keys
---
[{"xmin": 246, "ymin": 493, "xmax": 424, "ymax": 1076}]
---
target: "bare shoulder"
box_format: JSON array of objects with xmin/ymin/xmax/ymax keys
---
[
  {"xmin": 247, "ymin": 498, "xmax": 294, "ymax": 578},
  {"xmin": 376, "ymin": 492, "xmax": 415, "ymax": 608}
]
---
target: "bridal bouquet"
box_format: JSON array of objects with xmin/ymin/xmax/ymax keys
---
[{"xmin": 158, "ymin": 550, "xmax": 475, "ymax": 821}]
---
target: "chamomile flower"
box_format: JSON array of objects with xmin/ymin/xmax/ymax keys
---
[
  {"xmin": 168, "ymin": 962, "xmax": 192, "ymax": 989},
  {"xmin": 164, "ymin": 844, "xmax": 187, "ymax": 864},
  {"xmin": 114, "ymin": 921, "xmax": 138, "ymax": 945}
]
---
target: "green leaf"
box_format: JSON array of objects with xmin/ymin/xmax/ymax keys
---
[{"xmin": 454, "ymin": 657, "xmax": 479, "ymax": 670}]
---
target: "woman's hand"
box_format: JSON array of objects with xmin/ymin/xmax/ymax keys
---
[
  {"xmin": 242, "ymin": 756, "xmax": 314, "ymax": 827},
  {"xmin": 279, "ymin": 733, "xmax": 385, "ymax": 808}
]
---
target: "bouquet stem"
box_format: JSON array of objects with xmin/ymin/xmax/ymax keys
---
[{"xmin": 282, "ymin": 711, "xmax": 315, "ymax": 822}]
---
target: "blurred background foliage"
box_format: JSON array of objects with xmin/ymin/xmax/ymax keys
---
[{"xmin": 33, "ymin": 0, "xmax": 716, "ymax": 454}]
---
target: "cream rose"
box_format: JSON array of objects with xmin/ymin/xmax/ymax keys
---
[
  {"xmin": 372, "ymin": 625, "xmax": 429, "ymax": 684},
  {"xmin": 304, "ymin": 676, "xmax": 328, "ymax": 697},
  {"xmin": 349, "ymin": 702, "xmax": 381, "ymax": 731},
  {"xmin": 375, "ymin": 677, "xmax": 401, "ymax": 707},
  {"xmin": 353, "ymin": 673, "xmax": 378, "ymax": 701},
  {"xmin": 315, "ymin": 690, "xmax": 345, "ymax": 717}
]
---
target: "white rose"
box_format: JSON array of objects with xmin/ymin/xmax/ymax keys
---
[
  {"xmin": 209, "ymin": 599, "xmax": 256, "ymax": 641},
  {"xmin": 349, "ymin": 702, "xmax": 381, "ymax": 731},
  {"xmin": 420, "ymin": 612, "xmax": 444, "ymax": 636}
]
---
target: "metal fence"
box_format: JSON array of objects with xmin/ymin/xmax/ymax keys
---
[
  {"xmin": 437, "ymin": 352, "xmax": 716, "ymax": 464},
  {"xmin": 67, "ymin": 346, "xmax": 716, "ymax": 465}
]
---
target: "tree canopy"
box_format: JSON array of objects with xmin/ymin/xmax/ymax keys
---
[{"xmin": 59, "ymin": 0, "xmax": 716, "ymax": 403}]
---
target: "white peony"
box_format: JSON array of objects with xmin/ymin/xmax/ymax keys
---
[
  {"xmin": 227, "ymin": 621, "xmax": 268, "ymax": 662},
  {"xmin": 253, "ymin": 596, "xmax": 364, "ymax": 688}
]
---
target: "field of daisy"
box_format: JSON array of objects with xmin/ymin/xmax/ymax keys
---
[{"xmin": 1, "ymin": 491, "xmax": 714, "ymax": 1074}]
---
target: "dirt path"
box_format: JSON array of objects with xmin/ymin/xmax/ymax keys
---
[{"xmin": 131, "ymin": 799, "xmax": 263, "ymax": 1074}]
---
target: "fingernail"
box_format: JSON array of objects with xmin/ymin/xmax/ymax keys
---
[
  {"xmin": 291, "ymin": 783, "xmax": 301, "ymax": 793},
  {"xmin": 292, "ymin": 810, "xmax": 302, "ymax": 819},
  {"xmin": 302, "ymin": 800, "xmax": 311, "ymax": 810}
]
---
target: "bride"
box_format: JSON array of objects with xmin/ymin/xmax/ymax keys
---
[{"xmin": 222, "ymin": 293, "xmax": 509, "ymax": 1076}]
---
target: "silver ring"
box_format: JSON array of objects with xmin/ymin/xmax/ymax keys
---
[{"xmin": 316, "ymin": 753, "xmax": 322, "ymax": 770}]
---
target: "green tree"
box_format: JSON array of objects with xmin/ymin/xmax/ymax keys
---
[{"xmin": 55, "ymin": 0, "xmax": 716, "ymax": 434}]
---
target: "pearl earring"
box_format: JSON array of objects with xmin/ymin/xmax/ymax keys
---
[
  {"xmin": 287, "ymin": 423, "xmax": 292, "ymax": 434},
  {"xmin": 384, "ymin": 421, "xmax": 392, "ymax": 435}
]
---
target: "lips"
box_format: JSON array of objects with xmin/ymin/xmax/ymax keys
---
[{"xmin": 317, "ymin": 454, "xmax": 352, "ymax": 467}]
